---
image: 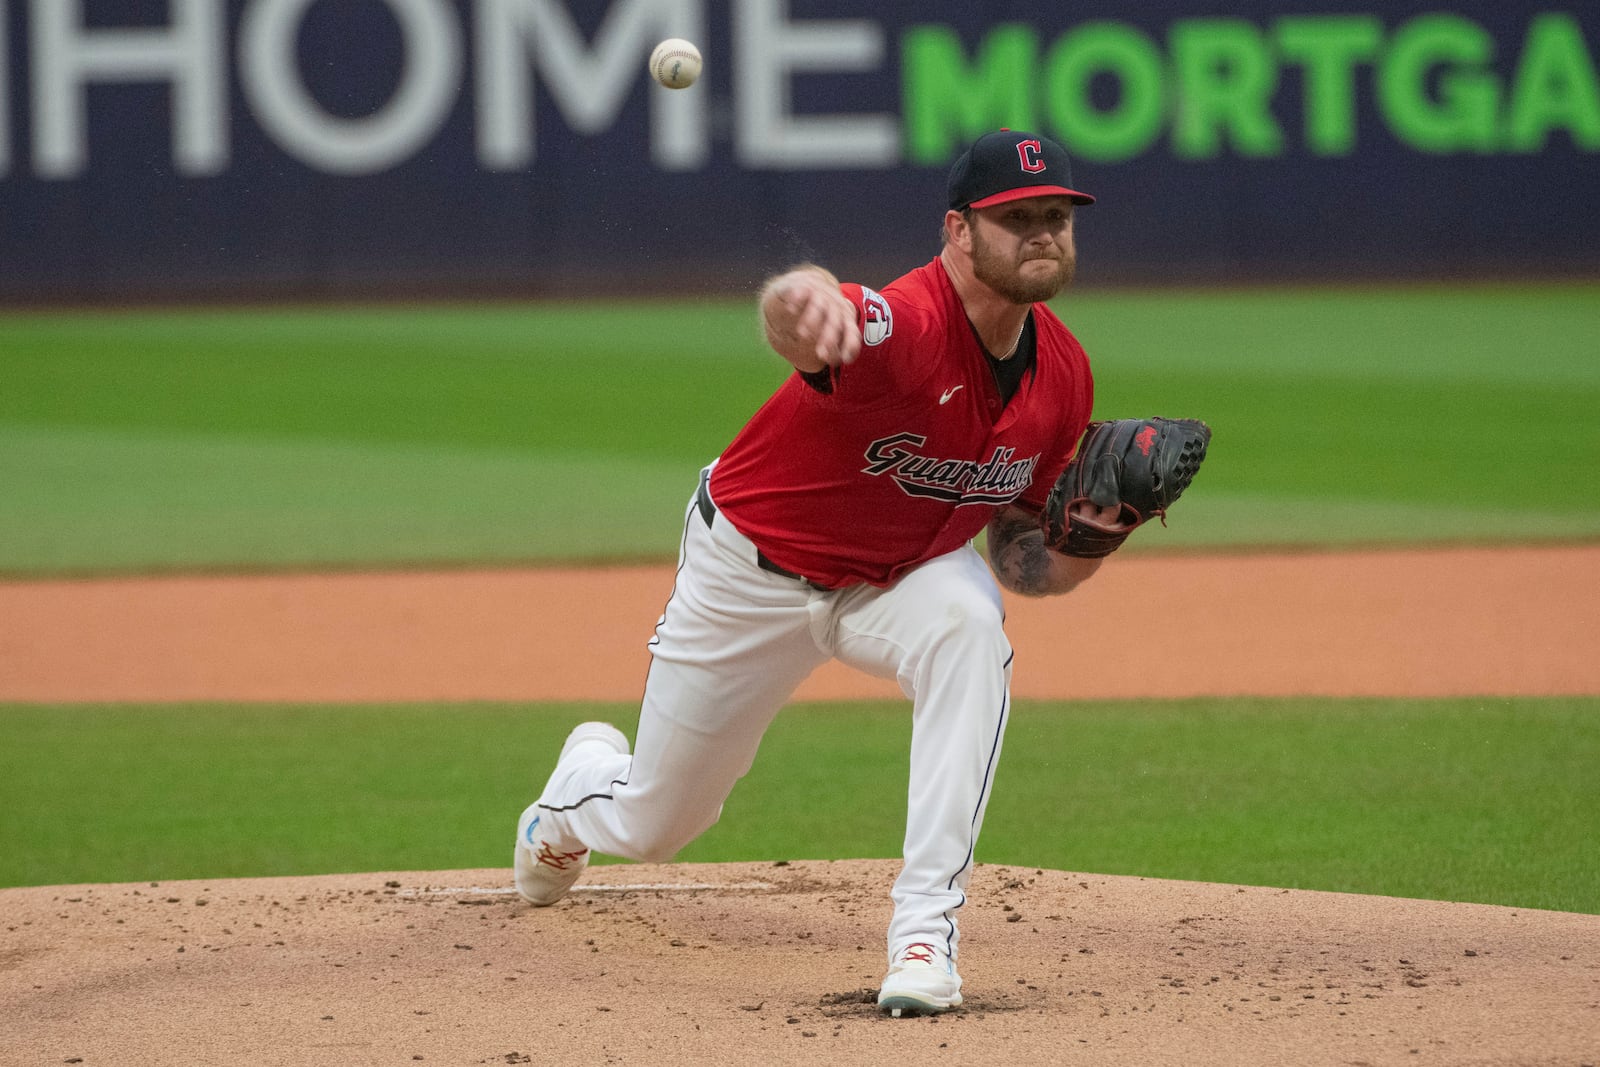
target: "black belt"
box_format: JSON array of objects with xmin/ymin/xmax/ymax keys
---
[{"xmin": 695, "ymin": 472, "xmax": 825, "ymax": 588}]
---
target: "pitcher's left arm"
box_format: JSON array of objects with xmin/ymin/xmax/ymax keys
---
[{"xmin": 986, "ymin": 503, "xmax": 1109, "ymax": 597}]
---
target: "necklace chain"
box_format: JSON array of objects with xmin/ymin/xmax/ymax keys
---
[
  {"xmin": 968, "ymin": 313, "xmax": 1029, "ymax": 361},
  {"xmin": 993, "ymin": 318, "xmax": 1026, "ymax": 360}
]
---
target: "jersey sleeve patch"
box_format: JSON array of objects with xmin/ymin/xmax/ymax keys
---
[{"xmin": 859, "ymin": 287, "xmax": 893, "ymax": 346}]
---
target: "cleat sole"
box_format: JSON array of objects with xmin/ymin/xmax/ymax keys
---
[{"xmin": 878, "ymin": 994, "xmax": 957, "ymax": 1017}]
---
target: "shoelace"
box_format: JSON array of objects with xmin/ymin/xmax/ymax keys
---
[
  {"xmin": 900, "ymin": 943, "xmax": 938, "ymax": 965},
  {"xmin": 535, "ymin": 843, "xmax": 588, "ymax": 871}
]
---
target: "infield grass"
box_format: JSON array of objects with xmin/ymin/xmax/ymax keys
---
[
  {"xmin": 3, "ymin": 697, "xmax": 1595, "ymax": 915},
  {"xmin": 3, "ymin": 282, "xmax": 1598, "ymax": 574}
]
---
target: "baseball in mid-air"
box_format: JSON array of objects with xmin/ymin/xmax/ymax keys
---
[{"xmin": 649, "ymin": 38, "xmax": 702, "ymax": 89}]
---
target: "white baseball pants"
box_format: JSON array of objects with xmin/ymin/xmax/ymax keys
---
[{"xmin": 536, "ymin": 464, "xmax": 1015, "ymax": 964}]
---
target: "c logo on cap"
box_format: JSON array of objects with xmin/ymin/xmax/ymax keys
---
[{"xmin": 1016, "ymin": 139, "xmax": 1045, "ymax": 173}]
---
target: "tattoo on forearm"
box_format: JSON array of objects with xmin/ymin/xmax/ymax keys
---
[{"xmin": 988, "ymin": 512, "xmax": 1053, "ymax": 596}]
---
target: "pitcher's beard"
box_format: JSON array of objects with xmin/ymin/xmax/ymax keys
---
[{"xmin": 972, "ymin": 236, "xmax": 1075, "ymax": 304}]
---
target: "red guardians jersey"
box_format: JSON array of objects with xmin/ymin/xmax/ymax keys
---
[{"xmin": 708, "ymin": 257, "xmax": 1095, "ymax": 589}]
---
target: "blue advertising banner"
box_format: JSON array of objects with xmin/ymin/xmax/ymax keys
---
[{"xmin": 1, "ymin": 1, "xmax": 1597, "ymax": 302}]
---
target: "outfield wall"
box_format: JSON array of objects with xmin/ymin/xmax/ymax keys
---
[{"xmin": 1, "ymin": 1, "xmax": 1597, "ymax": 302}]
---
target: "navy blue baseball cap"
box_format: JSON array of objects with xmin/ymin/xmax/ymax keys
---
[{"xmin": 947, "ymin": 129, "xmax": 1095, "ymax": 210}]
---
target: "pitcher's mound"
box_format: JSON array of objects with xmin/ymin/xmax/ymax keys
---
[{"xmin": 3, "ymin": 859, "xmax": 1595, "ymax": 1066}]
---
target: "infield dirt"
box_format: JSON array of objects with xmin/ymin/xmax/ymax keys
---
[
  {"xmin": 2, "ymin": 546, "xmax": 1598, "ymax": 1065},
  {"xmin": 4, "ymin": 544, "xmax": 1598, "ymax": 701}
]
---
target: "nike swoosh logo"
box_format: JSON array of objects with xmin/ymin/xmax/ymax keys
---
[{"xmin": 939, "ymin": 386, "xmax": 964, "ymax": 405}]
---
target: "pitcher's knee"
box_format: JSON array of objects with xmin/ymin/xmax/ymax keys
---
[
  {"xmin": 630, "ymin": 839, "xmax": 682, "ymax": 864},
  {"xmin": 614, "ymin": 797, "xmax": 721, "ymax": 864}
]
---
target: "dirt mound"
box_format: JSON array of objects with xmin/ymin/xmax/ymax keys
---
[{"xmin": 3, "ymin": 860, "xmax": 1596, "ymax": 1066}]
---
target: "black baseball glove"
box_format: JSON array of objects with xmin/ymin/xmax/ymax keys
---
[{"xmin": 1042, "ymin": 418, "xmax": 1211, "ymax": 558}]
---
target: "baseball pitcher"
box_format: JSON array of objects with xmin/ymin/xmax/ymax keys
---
[{"xmin": 512, "ymin": 129, "xmax": 1209, "ymax": 1017}]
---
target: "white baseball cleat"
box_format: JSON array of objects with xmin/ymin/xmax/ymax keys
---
[
  {"xmin": 877, "ymin": 941, "xmax": 963, "ymax": 1017},
  {"xmin": 513, "ymin": 722, "xmax": 630, "ymax": 906}
]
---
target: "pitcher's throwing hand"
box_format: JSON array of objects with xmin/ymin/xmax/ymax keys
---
[{"xmin": 762, "ymin": 266, "xmax": 862, "ymax": 370}]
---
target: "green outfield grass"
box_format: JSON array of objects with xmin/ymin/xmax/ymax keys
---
[
  {"xmin": 2, "ymin": 698, "xmax": 1595, "ymax": 914},
  {"xmin": 3, "ymin": 282, "xmax": 1598, "ymax": 574}
]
